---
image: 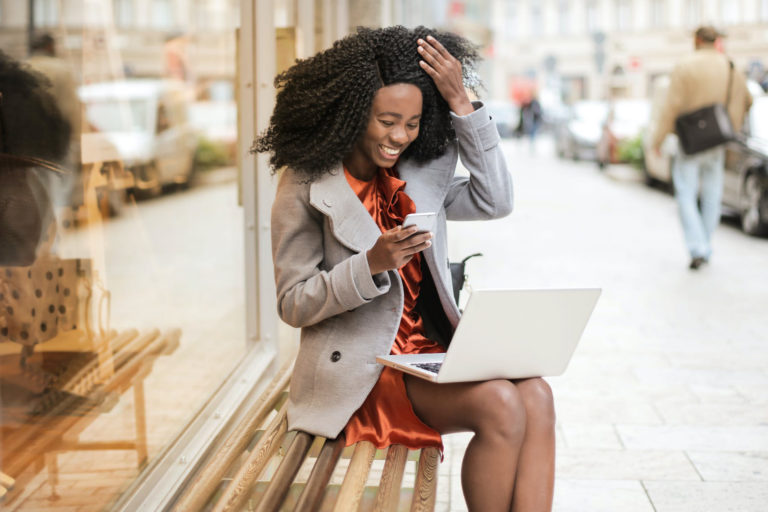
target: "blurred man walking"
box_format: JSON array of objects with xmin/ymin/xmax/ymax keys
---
[{"xmin": 652, "ymin": 26, "xmax": 752, "ymax": 270}]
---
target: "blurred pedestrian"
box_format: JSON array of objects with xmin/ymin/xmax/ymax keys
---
[
  {"xmin": 652, "ymin": 25, "xmax": 752, "ymax": 270},
  {"xmin": 516, "ymin": 94, "xmax": 542, "ymax": 153}
]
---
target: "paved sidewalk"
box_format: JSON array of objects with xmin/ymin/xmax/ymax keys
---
[{"xmin": 436, "ymin": 136, "xmax": 768, "ymax": 511}]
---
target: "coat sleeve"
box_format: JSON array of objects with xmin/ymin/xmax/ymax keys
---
[
  {"xmin": 443, "ymin": 102, "xmax": 514, "ymax": 221},
  {"xmin": 271, "ymin": 170, "xmax": 390, "ymax": 328}
]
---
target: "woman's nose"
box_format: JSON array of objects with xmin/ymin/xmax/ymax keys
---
[{"xmin": 390, "ymin": 125, "xmax": 408, "ymax": 145}]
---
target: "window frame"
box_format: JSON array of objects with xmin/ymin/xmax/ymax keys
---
[{"xmin": 112, "ymin": 1, "xmax": 279, "ymax": 509}]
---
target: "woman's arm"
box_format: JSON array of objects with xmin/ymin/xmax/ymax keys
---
[
  {"xmin": 443, "ymin": 103, "xmax": 514, "ymax": 220},
  {"xmin": 417, "ymin": 36, "xmax": 513, "ymax": 221},
  {"xmin": 271, "ymin": 171, "xmax": 390, "ymax": 328}
]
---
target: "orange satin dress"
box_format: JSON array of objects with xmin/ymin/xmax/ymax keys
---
[{"xmin": 343, "ymin": 166, "xmax": 445, "ymax": 452}]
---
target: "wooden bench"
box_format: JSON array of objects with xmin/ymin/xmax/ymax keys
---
[
  {"xmin": 0, "ymin": 328, "xmax": 179, "ymax": 504},
  {"xmin": 173, "ymin": 361, "xmax": 441, "ymax": 512}
]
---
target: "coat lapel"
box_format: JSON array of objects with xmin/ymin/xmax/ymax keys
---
[
  {"xmin": 308, "ymin": 146, "xmax": 457, "ymax": 253},
  {"xmin": 309, "ymin": 164, "xmax": 381, "ymax": 252},
  {"xmin": 398, "ymin": 146, "xmax": 457, "ymax": 212}
]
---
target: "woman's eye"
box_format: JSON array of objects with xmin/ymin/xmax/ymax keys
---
[
  {"xmin": 380, "ymin": 120, "xmax": 394, "ymax": 127},
  {"xmin": 407, "ymin": 123, "xmax": 419, "ymax": 130}
]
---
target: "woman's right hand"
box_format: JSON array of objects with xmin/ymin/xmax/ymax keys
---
[{"xmin": 367, "ymin": 226, "xmax": 432, "ymax": 275}]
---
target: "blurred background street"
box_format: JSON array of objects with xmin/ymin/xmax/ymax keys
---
[{"xmin": 441, "ymin": 135, "xmax": 768, "ymax": 512}]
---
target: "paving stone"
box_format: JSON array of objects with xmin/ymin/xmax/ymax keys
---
[
  {"xmin": 552, "ymin": 479, "xmax": 654, "ymax": 512},
  {"xmin": 556, "ymin": 449, "xmax": 700, "ymax": 480},
  {"xmin": 687, "ymin": 451, "xmax": 768, "ymax": 481},
  {"xmin": 654, "ymin": 401, "xmax": 768, "ymax": 425},
  {"xmin": 643, "ymin": 481, "xmax": 768, "ymax": 512},
  {"xmin": 616, "ymin": 425, "xmax": 768, "ymax": 451},
  {"xmin": 559, "ymin": 423, "xmax": 625, "ymax": 449}
]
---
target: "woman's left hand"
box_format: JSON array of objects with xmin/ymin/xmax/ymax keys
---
[{"xmin": 417, "ymin": 35, "xmax": 474, "ymax": 116}]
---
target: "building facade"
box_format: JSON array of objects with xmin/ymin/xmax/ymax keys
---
[{"xmin": 491, "ymin": 0, "xmax": 768, "ymax": 105}]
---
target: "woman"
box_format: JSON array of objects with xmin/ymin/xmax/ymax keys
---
[{"xmin": 253, "ymin": 26, "xmax": 555, "ymax": 511}]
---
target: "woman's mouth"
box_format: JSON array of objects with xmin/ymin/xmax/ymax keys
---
[{"xmin": 379, "ymin": 144, "xmax": 401, "ymax": 160}]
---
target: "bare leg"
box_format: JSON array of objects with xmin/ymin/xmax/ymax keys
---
[
  {"xmin": 510, "ymin": 378, "xmax": 556, "ymax": 512},
  {"xmin": 405, "ymin": 377, "xmax": 526, "ymax": 511},
  {"xmin": 404, "ymin": 375, "xmax": 555, "ymax": 512}
]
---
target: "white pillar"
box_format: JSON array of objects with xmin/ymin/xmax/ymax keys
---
[
  {"xmin": 296, "ymin": 0, "xmax": 315, "ymax": 58},
  {"xmin": 335, "ymin": 0, "xmax": 349, "ymax": 39},
  {"xmin": 321, "ymin": 0, "xmax": 333, "ymax": 49},
  {"xmin": 239, "ymin": 0, "xmax": 277, "ymax": 347}
]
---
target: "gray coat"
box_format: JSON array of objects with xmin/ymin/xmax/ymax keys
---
[{"xmin": 271, "ymin": 103, "xmax": 513, "ymax": 438}]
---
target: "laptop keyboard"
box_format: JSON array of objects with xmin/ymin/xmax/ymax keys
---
[{"xmin": 412, "ymin": 362, "xmax": 443, "ymax": 374}]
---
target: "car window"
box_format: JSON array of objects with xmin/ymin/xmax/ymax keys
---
[
  {"xmin": 573, "ymin": 101, "xmax": 608, "ymax": 122},
  {"xmin": 613, "ymin": 100, "xmax": 650, "ymax": 123},
  {"xmin": 750, "ymin": 99, "xmax": 767, "ymax": 141},
  {"xmin": 85, "ymin": 99, "xmax": 151, "ymax": 133}
]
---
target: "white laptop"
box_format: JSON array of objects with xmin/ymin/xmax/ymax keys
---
[{"xmin": 377, "ymin": 288, "xmax": 601, "ymax": 383}]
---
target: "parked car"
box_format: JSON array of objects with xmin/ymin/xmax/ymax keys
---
[
  {"xmin": 554, "ymin": 100, "xmax": 609, "ymax": 161},
  {"xmin": 641, "ymin": 75, "xmax": 674, "ymax": 185},
  {"xmin": 643, "ymin": 77, "xmax": 768, "ymax": 235},
  {"xmin": 596, "ymin": 99, "xmax": 650, "ymax": 167},
  {"xmin": 722, "ymin": 95, "xmax": 768, "ymax": 235},
  {"xmin": 79, "ymin": 79, "xmax": 199, "ymax": 198},
  {"xmin": 484, "ymin": 100, "xmax": 519, "ymax": 138}
]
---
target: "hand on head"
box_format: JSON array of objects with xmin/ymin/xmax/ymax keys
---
[
  {"xmin": 366, "ymin": 225, "xmax": 432, "ymax": 275},
  {"xmin": 417, "ymin": 35, "xmax": 474, "ymax": 116}
]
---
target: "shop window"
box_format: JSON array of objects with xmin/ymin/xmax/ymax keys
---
[{"xmin": 0, "ymin": 1, "xmax": 248, "ymax": 510}]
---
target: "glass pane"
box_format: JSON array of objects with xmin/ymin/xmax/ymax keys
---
[{"xmin": 0, "ymin": 1, "xmax": 245, "ymax": 509}]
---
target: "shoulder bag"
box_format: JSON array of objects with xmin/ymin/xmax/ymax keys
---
[{"xmin": 674, "ymin": 61, "xmax": 735, "ymax": 155}]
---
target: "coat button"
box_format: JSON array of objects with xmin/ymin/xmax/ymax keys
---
[
  {"xmin": 323, "ymin": 198, "xmax": 333, "ymax": 207},
  {"xmin": 330, "ymin": 351, "xmax": 341, "ymax": 362}
]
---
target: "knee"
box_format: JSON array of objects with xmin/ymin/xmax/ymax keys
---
[
  {"xmin": 519, "ymin": 378, "xmax": 556, "ymax": 431},
  {"xmin": 472, "ymin": 380, "xmax": 527, "ymax": 442}
]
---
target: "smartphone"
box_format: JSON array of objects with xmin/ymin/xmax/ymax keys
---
[{"xmin": 402, "ymin": 212, "xmax": 437, "ymax": 233}]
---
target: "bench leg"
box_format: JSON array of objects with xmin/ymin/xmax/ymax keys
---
[
  {"xmin": 133, "ymin": 380, "xmax": 148, "ymax": 466},
  {"xmin": 44, "ymin": 452, "xmax": 60, "ymax": 501}
]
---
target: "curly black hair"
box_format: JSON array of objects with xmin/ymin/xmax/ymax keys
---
[
  {"xmin": 0, "ymin": 50, "xmax": 70, "ymax": 162},
  {"xmin": 252, "ymin": 25, "xmax": 480, "ymax": 181}
]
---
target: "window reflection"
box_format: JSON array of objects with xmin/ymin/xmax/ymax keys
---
[{"xmin": 1, "ymin": 0, "xmax": 243, "ymax": 508}]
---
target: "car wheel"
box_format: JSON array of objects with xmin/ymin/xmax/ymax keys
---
[
  {"xmin": 132, "ymin": 162, "xmax": 162, "ymax": 199},
  {"xmin": 97, "ymin": 188, "xmax": 127, "ymax": 218},
  {"xmin": 740, "ymin": 171, "xmax": 768, "ymax": 236}
]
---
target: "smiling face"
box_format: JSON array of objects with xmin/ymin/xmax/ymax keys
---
[{"xmin": 343, "ymin": 83, "xmax": 423, "ymax": 181}]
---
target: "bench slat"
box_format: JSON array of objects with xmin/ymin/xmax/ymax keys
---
[
  {"xmin": 410, "ymin": 447, "xmax": 439, "ymax": 512},
  {"xmin": 373, "ymin": 444, "xmax": 409, "ymax": 512},
  {"xmin": 172, "ymin": 360, "xmax": 293, "ymax": 512},
  {"xmin": 295, "ymin": 435, "xmax": 345, "ymax": 512},
  {"xmin": 212, "ymin": 408, "xmax": 289, "ymax": 512},
  {"xmin": 333, "ymin": 440, "xmax": 377, "ymax": 512},
  {"xmin": 255, "ymin": 431, "xmax": 313, "ymax": 512}
]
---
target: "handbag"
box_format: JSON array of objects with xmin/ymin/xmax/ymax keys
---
[
  {"xmin": 674, "ymin": 61, "xmax": 735, "ymax": 155},
  {"xmin": 449, "ymin": 253, "xmax": 482, "ymax": 305}
]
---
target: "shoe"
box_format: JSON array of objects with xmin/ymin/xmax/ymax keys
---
[{"xmin": 689, "ymin": 257, "xmax": 706, "ymax": 270}]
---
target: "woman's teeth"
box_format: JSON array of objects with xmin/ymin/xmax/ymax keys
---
[{"xmin": 381, "ymin": 145, "xmax": 400, "ymax": 156}]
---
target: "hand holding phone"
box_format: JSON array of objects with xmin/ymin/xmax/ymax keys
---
[
  {"xmin": 367, "ymin": 213, "xmax": 435, "ymax": 275},
  {"xmin": 402, "ymin": 212, "xmax": 436, "ymax": 233}
]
